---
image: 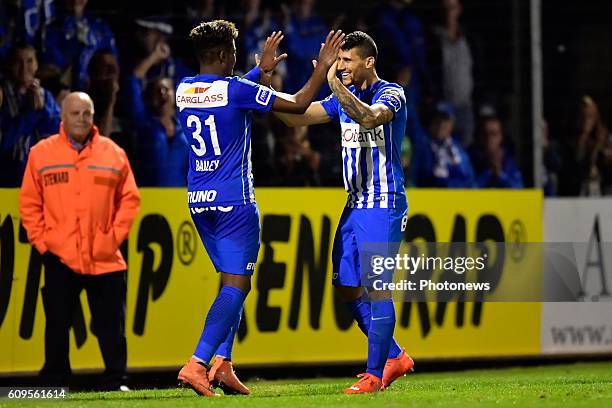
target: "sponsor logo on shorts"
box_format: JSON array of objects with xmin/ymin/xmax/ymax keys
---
[
  {"xmin": 187, "ymin": 189, "xmax": 218, "ymax": 204},
  {"xmin": 375, "ymin": 194, "xmax": 387, "ymax": 202},
  {"xmin": 190, "ymin": 206, "xmax": 233, "ymax": 213}
]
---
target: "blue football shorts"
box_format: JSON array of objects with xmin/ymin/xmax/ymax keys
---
[
  {"xmin": 190, "ymin": 203, "xmax": 260, "ymax": 275},
  {"xmin": 332, "ymin": 201, "xmax": 408, "ymax": 288}
]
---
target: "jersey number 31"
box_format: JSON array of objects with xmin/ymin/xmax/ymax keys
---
[{"xmin": 187, "ymin": 114, "xmax": 221, "ymax": 156}]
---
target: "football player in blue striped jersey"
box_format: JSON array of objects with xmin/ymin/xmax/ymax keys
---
[{"xmin": 276, "ymin": 31, "xmax": 414, "ymax": 394}]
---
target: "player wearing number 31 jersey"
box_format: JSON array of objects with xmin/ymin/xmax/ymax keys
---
[
  {"xmin": 177, "ymin": 74, "xmax": 272, "ymax": 206},
  {"xmin": 175, "ymin": 20, "xmax": 344, "ymax": 397}
]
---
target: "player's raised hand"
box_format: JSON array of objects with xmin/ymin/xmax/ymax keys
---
[
  {"xmin": 256, "ymin": 31, "xmax": 288, "ymax": 74},
  {"xmin": 317, "ymin": 30, "xmax": 345, "ymax": 70}
]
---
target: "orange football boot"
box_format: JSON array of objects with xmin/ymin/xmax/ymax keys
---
[
  {"xmin": 382, "ymin": 348, "xmax": 415, "ymax": 388},
  {"xmin": 343, "ymin": 373, "xmax": 384, "ymax": 394},
  {"xmin": 177, "ymin": 358, "xmax": 219, "ymax": 397},
  {"xmin": 208, "ymin": 356, "xmax": 251, "ymax": 395}
]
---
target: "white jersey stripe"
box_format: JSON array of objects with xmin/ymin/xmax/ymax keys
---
[
  {"xmin": 346, "ymin": 147, "xmax": 355, "ymax": 206},
  {"xmin": 388, "ymin": 124, "xmax": 396, "ymax": 208},
  {"xmin": 355, "ymin": 148, "xmax": 364, "ymax": 208},
  {"xmin": 342, "ymin": 147, "xmax": 350, "ymax": 191},
  {"xmin": 378, "ymin": 141, "xmax": 389, "ymax": 209},
  {"xmin": 372, "ymin": 146, "xmax": 381, "ymax": 206},
  {"xmin": 247, "ymin": 137, "xmax": 255, "ymax": 202},
  {"xmin": 240, "ymin": 116, "xmax": 248, "ymax": 204},
  {"xmin": 366, "ymin": 148, "xmax": 375, "ymax": 208}
]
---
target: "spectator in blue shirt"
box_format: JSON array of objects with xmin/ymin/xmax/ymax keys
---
[
  {"xmin": 402, "ymin": 100, "xmax": 433, "ymax": 187},
  {"xmin": 469, "ymin": 115, "xmax": 523, "ymax": 188},
  {"xmin": 137, "ymin": 77, "xmax": 188, "ymax": 186},
  {"xmin": 86, "ymin": 49, "xmax": 120, "ymax": 137},
  {"xmin": 126, "ymin": 16, "xmax": 193, "ymax": 89},
  {"xmin": 185, "ymin": 0, "xmax": 221, "ymax": 27},
  {"xmin": 375, "ymin": 0, "xmax": 431, "ymax": 108},
  {"xmin": 0, "ymin": 43, "xmax": 61, "ymax": 186},
  {"xmin": 413, "ymin": 101, "xmax": 474, "ymax": 188},
  {"xmin": 125, "ymin": 62, "xmax": 188, "ymax": 186},
  {"xmin": 23, "ymin": 0, "xmax": 55, "ymax": 44},
  {"xmin": 281, "ymin": 0, "xmax": 329, "ymax": 97},
  {"xmin": 242, "ymin": 0, "xmax": 282, "ymax": 73},
  {"xmin": 0, "ymin": 0, "xmax": 55, "ymax": 58},
  {"xmin": 428, "ymin": 0, "xmax": 483, "ymax": 146},
  {"xmin": 40, "ymin": 0, "xmax": 117, "ymax": 90},
  {"xmin": 0, "ymin": 2, "xmax": 11, "ymax": 56}
]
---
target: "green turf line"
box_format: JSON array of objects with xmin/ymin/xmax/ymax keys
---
[{"xmin": 2, "ymin": 362, "xmax": 611, "ymax": 408}]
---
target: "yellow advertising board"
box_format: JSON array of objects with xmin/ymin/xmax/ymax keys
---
[{"xmin": 0, "ymin": 188, "xmax": 542, "ymax": 374}]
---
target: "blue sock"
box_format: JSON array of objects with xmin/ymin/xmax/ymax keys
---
[
  {"xmin": 366, "ymin": 299, "xmax": 396, "ymax": 379},
  {"xmin": 347, "ymin": 297, "xmax": 403, "ymax": 358},
  {"xmin": 215, "ymin": 305, "xmax": 243, "ymax": 361},
  {"xmin": 194, "ymin": 286, "xmax": 246, "ymax": 364}
]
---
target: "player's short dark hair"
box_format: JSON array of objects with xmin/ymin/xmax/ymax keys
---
[
  {"xmin": 341, "ymin": 31, "xmax": 378, "ymax": 61},
  {"xmin": 189, "ymin": 19, "xmax": 238, "ymax": 64}
]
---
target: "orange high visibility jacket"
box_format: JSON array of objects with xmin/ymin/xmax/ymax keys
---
[{"xmin": 19, "ymin": 123, "xmax": 140, "ymax": 275}]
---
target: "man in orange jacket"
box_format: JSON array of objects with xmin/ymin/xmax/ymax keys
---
[{"xmin": 19, "ymin": 92, "xmax": 140, "ymax": 389}]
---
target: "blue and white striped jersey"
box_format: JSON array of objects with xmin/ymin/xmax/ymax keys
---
[
  {"xmin": 321, "ymin": 80, "xmax": 407, "ymax": 208},
  {"xmin": 176, "ymin": 73, "xmax": 276, "ymax": 207}
]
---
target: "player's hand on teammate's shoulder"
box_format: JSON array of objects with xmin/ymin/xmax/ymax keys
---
[{"xmin": 317, "ymin": 30, "xmax": 345, "ymax": 70}]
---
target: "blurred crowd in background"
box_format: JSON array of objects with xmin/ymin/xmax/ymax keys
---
[{"xmin": 1, "ymin": 0, "xmax": 612, "ymax": 195}]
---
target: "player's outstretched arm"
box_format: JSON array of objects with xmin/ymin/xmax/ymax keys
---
[
  {"xmin": 327, "ymin": 61, "xmax": 394, "ymax": 128},
  {"xmin": 271, "ymin": 30, "xmax": 345, "ymax": 114},
  {"xmin": 274, "ymin": 100, "xmax": 331, "ymax": 127},
  {"xmin": 274, "ymin": 59, "xmax": 331, "ymax": 127}
]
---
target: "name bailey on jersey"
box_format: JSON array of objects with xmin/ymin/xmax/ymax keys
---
[{"xmin": 195, "ymin": 159, "xmax": 220, "ymax": 172}]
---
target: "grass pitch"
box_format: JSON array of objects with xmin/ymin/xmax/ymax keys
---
[{"xmin": 3, "ymin": 361, "xmax": 612, "ymax": 407}]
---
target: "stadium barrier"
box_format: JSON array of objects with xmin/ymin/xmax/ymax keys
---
[
  {"xmin": 3, "ymin": 188, "xmax": 607, "ymax": 375},
  {"xmin": 541, "ymin": 199, "xmax": 612, "ymax": 354}
]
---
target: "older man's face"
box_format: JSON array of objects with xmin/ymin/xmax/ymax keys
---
[{"xmin": 62, "ymin": 93, "xmax": 94, "ymax": 143}]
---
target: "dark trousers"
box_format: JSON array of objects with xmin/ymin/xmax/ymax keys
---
[{"xmin": 40, "ymin": 253, "xmax": 127, "ymax": 389}]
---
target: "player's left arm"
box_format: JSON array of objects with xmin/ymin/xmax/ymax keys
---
[{"xmin": 327, "ymin": 61, "xmax": 396, "ymax": 128}]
